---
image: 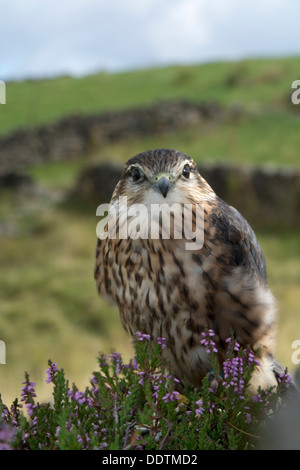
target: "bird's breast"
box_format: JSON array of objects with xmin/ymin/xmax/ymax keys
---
[{"xmin": 99, "ymin": 237, "xmax": 211, "ymax": 338}]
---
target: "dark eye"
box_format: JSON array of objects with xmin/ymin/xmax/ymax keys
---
[
  {"xmin": 182, "ymin": 164, "xmax": 191, "ymax": 179},
  {"xmin": 131, "ymin": 167, "xmax": 144, "ymax": 182}
]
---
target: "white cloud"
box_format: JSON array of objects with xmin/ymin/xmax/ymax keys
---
[
  {"xmin": 145, "ymin": 0, "xmax": 210, "ymax": 64},
  {"xmin": 0, "ymin": 0, "xmax": 299, "ymax": 80}
]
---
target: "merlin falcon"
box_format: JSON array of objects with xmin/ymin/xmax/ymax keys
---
[{"xmin": 95, "ymin": 149, "xmax": 282, "ymax": 393}]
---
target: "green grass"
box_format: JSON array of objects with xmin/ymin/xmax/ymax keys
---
[
  {"xmin": 88, "ymin": 111, "xmax": 300, "ymax": 168},
  {"xmin": 258, "ymin": 230, "xmax": 300, "ymax": 369},
  {"xmin": 28, "ymin": 158, "xmax": 88, "ymax": 189},
  {"xmin": 22, "ymin": 109, "xmax": 300, "ymax": 189},
  {"xmin": 0, "ymin": 203, "xmax": 131, "ymax": 406},
  {"xmin": 1, "ymin": 56, "xmax": 299, "ymax": 137}
]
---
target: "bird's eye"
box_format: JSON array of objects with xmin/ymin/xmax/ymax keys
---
[
  {"xmin": 131, "ymin": 167, "xmax": 144, "ymax": 182},
  {"xmin": 182, "ymin": 164, "xmax": 191, "ymax": 179}
]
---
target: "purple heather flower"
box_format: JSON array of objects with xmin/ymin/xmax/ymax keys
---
[
  {"xmin": 1, "ymin": 408, "xmax": 9, "ymax": 422},
  {"xmin": 222, "ymin": 353, "xmax": 247, "ymax": 397},
  {"xmin": 26, "ymin": 402, "xmax": 37, "ymax": 417},
  {"xmin": 87, "ymin": 397, "xmax": 93, "ymax": 407},
  {"xmin": 207, "ymin": 401, "xmax": 215, "ymax": 414},
  {"xmin": 252, "ymin": 390, "xmax": 270, "ymax": 407},
  {"xmin": 90, "ymin": 375, "xmax": 99, "ymax": 394},
  {"xmin": 132, "ymin": 357, "xmax": 138, "ymax": 370},
  {"xmin": 68, "ymin": 389, "xmax": 86, "ymax": 405},
  {"xmin": 0, "ymin": 425, "xmax": 15, "ymax": 450},
  {"xmin": 277, "ymin": 372, "xmax": 293, "ymax": 388},
  {"xmin": 138, "ymin": 371, "xmax": 146, "ymax": 385},
  {"xmin": 110, "ymin": 352, "xmax": 122, "ymax": 374},
  {"xmin": 45, "ymin": 362, "xmax": 58, "ymax": 384},
  {"xmin": 152, "ymin": 384, "xmax": 160, "ymax": 399},
  {"xmin": 200, "ymin": 331, "xmax": 218, "ymax": 355},
  {"xmin": 110, "ymin": 352, "xmax": 121, "ymax": 362},
  {"xmin": 77, "ymin": 433, "xmax": 91, "ymax": 449},
  {"xmin": 74, "ymin": 391, "xmax": 86, "ymax": 405},
  {"xmin": 252, "ymin": 393, "xmax": 263, "ymax": 403},
  {"xmin": 32, "ymin": 416, "xmax": 38, "ymax": 427},
  {"xmin": 195, "ymin": 399, "xmax": 204, "ymax": 417},
  {"xmin": 157, "ymin": 337, "xmax": 167, "ymax": 350},
  {"xmin": 20, "ymin": 378, "xmax": 37, "ymax": 418},
  {"xmin": 247, "ymin": 350, "xmax": 261, "ymax": 367},
  {"xmin": 98, "ymin": 354, "xmax": 109, "ymax": 368},
  {"xmin": 135, "ymin": 331, "xmax": 151, "ymax": 342},
  {"xmin": 225, "ymin": 337, "xmax": 241, "ymax": 353},
  {"xmin": 21, "ymin": 381, "xmax": 37, "ymax": 399},
  {"xmin": 162, "ymin": 391, "xmax": 180, "ymax": 403}
]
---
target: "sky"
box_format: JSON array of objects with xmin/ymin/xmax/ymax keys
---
[{"xmin": 0, "ymin": 0, "xmax": 300, "ymax": 81}]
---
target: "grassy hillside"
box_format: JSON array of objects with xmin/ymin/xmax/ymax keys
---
[
  {"xmin": 0, "ymin": 57, "xmax": 299, "ymax": 406},
  {"xmin": 1, "ymin": 56, "xmax": 299, "ymax": 137}
]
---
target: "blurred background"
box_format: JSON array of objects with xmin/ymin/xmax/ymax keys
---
[{"xmin": 0, "ymin": 0, "xmax": 299, "ymax": 406}]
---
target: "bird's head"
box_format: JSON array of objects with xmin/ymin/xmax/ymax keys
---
[{"xmin": 111, "ymin": 149, "xmax": 215, "ymax": 206}]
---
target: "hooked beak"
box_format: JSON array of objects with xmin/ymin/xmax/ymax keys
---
[{"xmin": 156, "ymin": 176, "xmax": 171, "ymax": 198}]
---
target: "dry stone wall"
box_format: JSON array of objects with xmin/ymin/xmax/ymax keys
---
[
  {"xmin": 73, "ymin": 161, "xmax": 300, "ymax": 230},
  {"xmin": 0, "ymin": 100, "xmax": 224, "ymax": 173},
  {"xmin": 0, "ymin": 100, "xmax": 299, "ymax": 229}
]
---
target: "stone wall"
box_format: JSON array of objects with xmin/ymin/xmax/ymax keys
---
[
  {"xmin": 73, "ymin": 162, "xmax": 300, "ymax": 230},
  {"xmin": 0, "ymin": 99, "xmax": 299, "ymax": 230},
  {"xmin": 199, "ymin": 163, "xmax": 300, "ymax": 230},
  {"xmin": 0, "ymin": 100, "xmax": 227, "ymax": 173}
]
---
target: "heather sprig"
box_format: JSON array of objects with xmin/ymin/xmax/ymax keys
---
[
  {"xmin": 200, "ymin": 329, "xmax": 218, "ymax": 355},
  {"xmin": 0, "ymin": 329, "xmax": 295, "ymax": 450},
  {"xmin": 21, "ymin": 373, "xmax": 37, "ymax": 418}
]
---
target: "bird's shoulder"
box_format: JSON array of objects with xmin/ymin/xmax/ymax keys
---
[{"xmin": 205, "ymin": 196, "xmax": 267, "ymax": 283}]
